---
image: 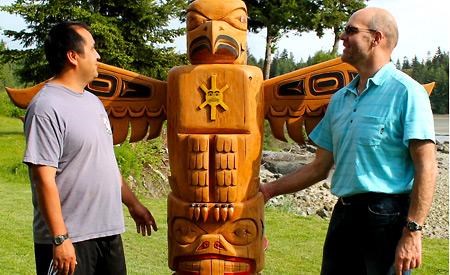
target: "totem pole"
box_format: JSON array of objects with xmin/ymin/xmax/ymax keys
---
[
  {"xmin": 6, "ymin": 0, "xmax": 435, "ymax": 274},
  {"xmin": 166, "ymin": 1, "xmax": 264, "ymax": 273}
]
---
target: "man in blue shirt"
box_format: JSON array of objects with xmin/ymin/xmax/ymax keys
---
[{"xmin": 260, "ymin": 7, "xmax": 437, "ymax": 275}]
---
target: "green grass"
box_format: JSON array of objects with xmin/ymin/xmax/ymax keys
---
[{"xmin": 0, "ymin": 115, "xmax": 448, "ymax": 274}]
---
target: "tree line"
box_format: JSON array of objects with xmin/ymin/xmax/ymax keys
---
[
  {"xmin": 248, "ymin": 48, "xmax": 449, "ymax": 114},
  {"xmin": 0, "ymin": 0, "xmax": 367, "ymax": 83},
  {"xmin": 0, "ymin": 0, "xmax": 448, "ymax": 114}
]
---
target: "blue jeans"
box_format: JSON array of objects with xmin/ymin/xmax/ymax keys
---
[{"xmin": 321, "ymin": 193, "xmax": 410, "ymax": 275}]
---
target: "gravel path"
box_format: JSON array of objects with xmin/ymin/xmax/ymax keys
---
[{"xmin": 262, "ymin": 144, "xmax": 449, "ymax": 239}]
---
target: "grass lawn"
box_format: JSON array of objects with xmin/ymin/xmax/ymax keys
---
[{"xmin": 0, "ymin": 115, "xmax": 448, "ymax": 274}]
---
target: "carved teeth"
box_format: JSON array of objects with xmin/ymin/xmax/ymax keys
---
[
  {"xmin": 189, "ymin": 204, "xmax": 195, "ymax": 219},
  {"xmin": 214, "ymin": 204, "xmax": 220, "ymax": 221},
  {"xmin": 194, "ymin": 205, "xmax": 201, "ymax": 221},
  {"xmin": 227, "ymin": 204, "xmax": 234, "ymax": 218},
  {"xmin": 201, "ymin": 204, "xmax": 208, "ymax": 222},
  {"xmin": 220, "ymin": 204, "xmax": 228, "ymax": 222}
]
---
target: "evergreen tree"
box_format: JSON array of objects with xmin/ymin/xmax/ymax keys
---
[
  {"xmin": 401, "ymin": 49, "xmax": 449, "ymax": 114},
  {"xmin": 0, "ymin": 0, "xmax": 188, "ymax": 83},
  {"xmin": 245, "ymin": 0, "xmax": 366, "ymax": 79},
  {"xmin": 270, "ymin": 49, "xmax": 298, "ymax": 77},
  {"xmin": 428, "ymin": 49, "xmax": 449, "ymax": 114},
  {"xmin": 301, "ymin": 50, "xmax": 339, "ymax": 68}
]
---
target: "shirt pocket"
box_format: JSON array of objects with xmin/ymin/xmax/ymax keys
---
[{"xmin": 356, "ymin": 116, "xmax": 385, "ymax": 146}]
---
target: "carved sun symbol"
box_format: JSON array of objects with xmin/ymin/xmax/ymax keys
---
[{"xmin": 198, "ymin": 74, "xmax": 229, "ymax": 120}]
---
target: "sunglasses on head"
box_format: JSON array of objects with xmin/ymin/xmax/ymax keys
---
[{"xmin": 344, "ymin": 25, "xmax": 378, "ymax": 35}]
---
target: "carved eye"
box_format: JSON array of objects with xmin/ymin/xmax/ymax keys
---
[
  {"xmin": 222, "ymin": 219, "xmax": 258, "ymax": 245},
  {"xmin": 173, "ymin": 218, "xmax": 207, "ymax": 245},
  {"xmin": 223, "ymin": 9, "xmax": 247, "ymax": 31},
  {"xmin": 187, "ymin": 12, "xmax": 208, "ymax": 31}
]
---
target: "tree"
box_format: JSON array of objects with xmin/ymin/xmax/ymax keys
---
[
  {"xmin": 246, "ymin": 0, "xmax": 318, "ymax": 80},
  {"xmin": 245, "ymin": 0, "xmax": 366, "ymax": 80},
  {"xmin": 270, "ymin": 49, "xmax": 298, "ymax": 77},
  {"xmin": 247, "ymin": 53, "xmax": 263, "ymax": 69},
  {"xmin": 401, "ymin": 48, "xmax": 449, "ymax": 114},
  {"xmin": 0, "ymin": 40, "xmax": 24, "ymax": 117},
  {"xmin": 0, "ymin": 41, "xmax": 17, "ymax": 88},
  {"xmin": 304, "ymin": 50, "xmax": 338, "ymax": 67},
  {"xmin": 0, "ymin": 0, "xmax": 188, "ymax": 83},
  {"xmin": 312, "ymin": 0, "xmax": 367, "ymax": 55},
  {"xmin": 428, "ymin": 49, "xmax": 449, "ymax": 114}
]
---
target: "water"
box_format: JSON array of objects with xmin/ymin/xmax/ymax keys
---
[{"xmin": 434, "ymin": 114, "xmax": 449, "ymax": 143}]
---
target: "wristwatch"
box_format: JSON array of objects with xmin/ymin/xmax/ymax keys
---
[
  {"xmin": 52, "ymin": 233, "xmax": 69, "ymax": 246},
  {"xmin": 405, "ymin": 220, "xmax": 423, "ymax": 232}
]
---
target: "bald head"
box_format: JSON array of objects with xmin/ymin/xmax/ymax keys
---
[{"xmin": 353, "ymin": 7, "xmax": 398, "ymax": 50}]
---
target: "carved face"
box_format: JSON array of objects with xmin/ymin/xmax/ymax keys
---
[
  {"xmin": 171, "ymin": 218, "xmax": 262, "ymax": 274},
  {"xmin": 168, "ymin": 194, "xmax": 265, "ymax": 274},
  {"xmin": 186, "ymin": 0, "xmax": 248, "ymax": 65}
]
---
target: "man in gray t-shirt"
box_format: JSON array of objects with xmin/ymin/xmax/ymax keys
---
[{"xmin": 24, "ymin": 22, "xmax": 157, "ymax": 275}]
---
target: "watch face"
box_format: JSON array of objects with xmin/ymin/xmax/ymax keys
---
[
  {"xmin": 407, "ymin": 221, "xmax": 422, "ymax": 231},
  {"xmin": 53, "ymin": 234, "xmax": 68, "ymax": 245},
  {"xmin": 55, "ymin": 236, "xmax": 64, "ymax": 245}
]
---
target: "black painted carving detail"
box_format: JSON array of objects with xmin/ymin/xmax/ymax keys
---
[
  {"xmin": 86, "ymin": 74, "xmax": 117, "ymax": 97},
  {"xmin": 278, "ymin": 80, "xmax": 305, "ymax": 96},
  {"xmin": 309, "ymin": 72, "xmax": 345, "ymax": 96},
  {"xmin": 120, "ymin": 81, "xmax": 152, "ymax": 98}
]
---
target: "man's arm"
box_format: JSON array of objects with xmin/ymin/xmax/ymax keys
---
[
  {"xmin": 260, "ymin": 148, "xmax": 334, "ymax": 202},
  {"xmin": 121, "ymin": 178, "xmax": 158, "ymax": 236},
  {"xmin": 31, "ymin": 165, "xmax": 77, "ymax": 275},
  {"xmin": 395, "ymin": 139, "xmax": 437, "ymax": 274}
]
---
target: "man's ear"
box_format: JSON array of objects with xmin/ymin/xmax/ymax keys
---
[
  {"xmin": 372, "ymin": 31, "xmax": 383, "ymax": 46},
  {"xmin": 66, "ymin": 50, "xmax": 78, "ymax": 66}
]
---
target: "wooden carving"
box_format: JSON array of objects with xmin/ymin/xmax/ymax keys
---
[{"xmin": 5, "ymin": 0, "xmax": 435, "ymax": 274}]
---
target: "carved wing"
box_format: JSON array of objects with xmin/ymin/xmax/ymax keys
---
[
  {"xmin": 86, "ymin": 63, "xmax": 167, "ymax": 144},
  {"xmin": 264, "ymin": 58, "xmax": 436, "ymax": 145},
  {"xmin": 5, "ymin": 62, "xmax": 167, "ymax": 145},
  {"xmin": 264, "ymin": 58, "xmax": 357, "ymax": 144},
  {"xmin": 423, "ymin": 82, "xmax": 435, "ymax": 95}
]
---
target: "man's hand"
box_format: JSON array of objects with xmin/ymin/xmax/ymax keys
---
[
  {"xmin": 128, "ymin": 203, "xmax": 158, "ymax": 236},
  {"xmin": 394, "ymin": 229, "xmax": 422, "ymax": 275},
  {"xmin": 53, "ymin": 240, "xmax": 77, "ymax": 275},
  {"xmin": 260, "ymin": 184, "xmax": 271, "ymax": 203}
]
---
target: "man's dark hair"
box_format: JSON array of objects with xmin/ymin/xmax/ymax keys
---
[{"xmin": 44, "ymin": 21, "xmax": 90, "ymax": 75}]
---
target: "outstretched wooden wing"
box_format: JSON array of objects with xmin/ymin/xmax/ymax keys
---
[
  {"xmin": 264, "ymin": 58, "xmax": 357, "ymax": 144},
  {"xmin": 5, "ymin": 62, "xmax": 167, "ymax": 145},
  {"xmin": 264, "ymin": 58, "xmax": 436, "ymax": 145},
  {"xmin": 86, "ymin": 63, "xmax": 167, "ymax": 144}
]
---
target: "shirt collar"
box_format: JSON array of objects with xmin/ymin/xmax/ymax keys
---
[{"xmin": 344, "ymin": 62, "xmax": 395, "ymax": 95}]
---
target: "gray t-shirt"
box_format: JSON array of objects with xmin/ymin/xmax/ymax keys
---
[{"xmin": 23, "ymin": 83, "xmax": 125, "ymax": 244}]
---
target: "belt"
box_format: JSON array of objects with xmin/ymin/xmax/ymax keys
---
[{"xmin": 338, "ymin": 192, "xmax": 409, "ymax": 206}]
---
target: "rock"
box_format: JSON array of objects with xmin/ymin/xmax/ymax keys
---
[
  {"xmin": 316, "ymin": 208, "xmax": 330, "ymax": 218},
  {"xmin": 436, "ymin": 140, "xmax": 449, "ymax": 153},
  {"xmin": 261, "ymin": 146, "xmax": 449, "ymax": 239},
  {"xmin": 263, "ymin": 160, "xmax": 303, "ymax": 175}
]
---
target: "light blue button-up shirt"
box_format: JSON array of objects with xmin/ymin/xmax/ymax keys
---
[{"xmin": 310, "ymin": 62, "xmax": 435, "ymax": 197}]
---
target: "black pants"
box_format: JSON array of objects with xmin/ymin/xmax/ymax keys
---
[
  {"xmin": 321, "ymin": 193, "xmax": 410, "ymax": 275},
  {"xmin": 35, "ymin": 235, "xmax": 126, "ymax": 275}
]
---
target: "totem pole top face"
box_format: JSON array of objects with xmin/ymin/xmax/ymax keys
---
[{"xmin": 186, "ymin": 0, "xmax": 248, "ymax": 65}]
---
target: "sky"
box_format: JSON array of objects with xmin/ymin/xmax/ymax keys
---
[{"xmin": 0, "ymin": 0, "xmax": 449, "ymax": 62}]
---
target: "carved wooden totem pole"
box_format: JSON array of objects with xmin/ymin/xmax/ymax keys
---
[
  {"xmin": 6, "ymin": 1, "xmax": 436, "ymax": 274},
  {"xmin": 166, "ymin": 1, "xmax": 265, "ymax": 274}
]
